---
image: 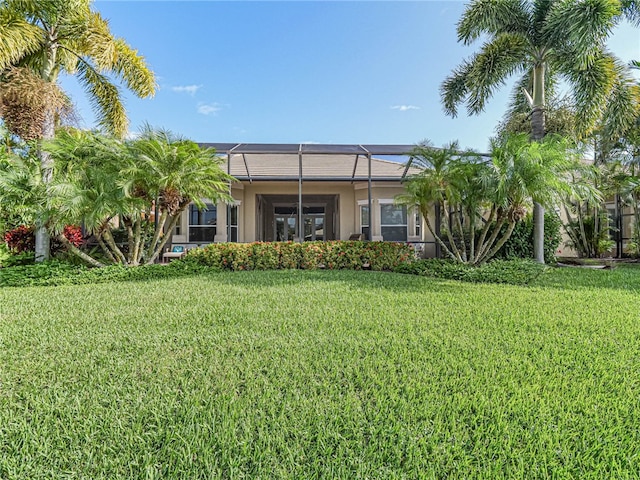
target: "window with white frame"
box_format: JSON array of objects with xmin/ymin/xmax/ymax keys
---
[
  {"xmin": 229, "ymin": 205, "xmax": 238, "ymax": 242},
  {"xmin": 380, "ymin": 203, "xmax": 407, "ymax": 242},
  {"xmin": 188, "ymin": 203, "xmax": 216, "ymax": 242},
  {"xmin": 414, "ymin": 207, "xmax": 421, "ymax": 238},
  {"xmin": 360, "ymin": 205, "xmax": 370, "ymax": 238}
]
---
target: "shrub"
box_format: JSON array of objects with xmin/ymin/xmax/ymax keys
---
[
  {"xmin": 0, "ymin": 243, "xmax": 10, "ymax": 266},
  {"xmin": 4, "ymin": 225, "xmax": 35, "ymax": 253},
  {"xmin": 274, "ymin": 242, "xmax": 300, "ymax": 269},
  {"xmin": 495, "ymin": 212, "xmax": 562, "ymax": 264},
  {"xmin": 251, "ymin": 242, "xmax": 280, "ymax": 270},
  {"xmin": 3, "ymin": 224, "xmax": 84, "ymax": 254},
  {"xmin": 185, "ymin": 241, "xmax": 414, "ymax": 272},
  {"xmin": 394, "ymin": 258, "xmax": 546, "ymax": 285}
]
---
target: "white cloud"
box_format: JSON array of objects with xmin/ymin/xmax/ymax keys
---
[
  {"xmin": 391, "ymin": 105, "xmax": 420, "ymax": 111},
  {"xmin": 171, "ymin": 84, "xmax": 202, "ymax": 96},
  {"xmin": 197, "ymin": 102, "xmax": 222, "ymax": 115}
]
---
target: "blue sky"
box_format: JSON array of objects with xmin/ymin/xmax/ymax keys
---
[{"xmin": 61, "ymin": 1, "xmax": 640, "ymax": 151}]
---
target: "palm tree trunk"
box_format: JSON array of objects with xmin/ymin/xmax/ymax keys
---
[
  {"xmin": 34, "ymin": 41, "xmax": 59, "ymax": 262},
  {"xmin": 58, "ymin": 233, "xmax": 104, "ymax": 268},
  {"xmin": 146, "ymin": 214, "xmax": 181, "ymax": 265},
  {"xmin": 102, "ymin": 229, "xmax": 127, "ymax": 264},
  {"xmin": 34, "ymin": 111, "xmax": 54, "ymax": 262},
  {"xmin": 469, "ymin": 211, "xmax": 476, "ymax": 264},
  {"xmin": 147, "ymin": 209, "xmax": 168, "ymax": 258},
  {"xmin": 475, "ymin": 214, "xmax": 507, "ymax": 263},
  {"xmin": 454, "ymin": 208, "xmax": 467, "ymax": 262},
  {"xmin": 442, "ymin": 206, "xmax": 463, "ymax": 262},
  {"xmin": 131, "ymin": 218, "xmax": 143, "ymax": 266},
  {"xmin": 124, "ymin": 217, "xmax": 135, "ymax": 264},
  {"xmin": 474, "ymin": 206, "xmax": 496, "ymax": 260},
  {"xmin": 531, "ymin": 62, "xmax": 546, "ymax": 264},
  {"xmin": 423, "ymin": 208, "xmax": 457, "ymax": 261},
  {"xmin": 478, "ymin": 221, "xmax": 517, "ymax": 265},
  {"xmin": 97, "ymin": 236, "xmax": 118, "ymax": 264}
]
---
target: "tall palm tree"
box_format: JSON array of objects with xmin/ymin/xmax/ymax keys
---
[
  {"xmin": 0, "ymin": 0, "xmax": 155, "ymax": 260},
  {"xmin": 441, "ymin": 0, "xmax": 639, "ymax": 263}
]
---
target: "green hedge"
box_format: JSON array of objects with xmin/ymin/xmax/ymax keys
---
[
  {"xmin": 495, "ymin": 212, "xmax": 563, "ymax": 264},
  {"xmin": 184, "ymin": 241, "xmax": 414, "ymax": 272},
  {"xmin": 394, "ymin": 258, "xmax": 547, "ymax": 285}
]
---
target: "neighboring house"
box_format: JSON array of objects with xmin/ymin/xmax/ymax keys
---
[{"xmin": 168, "ymin": 143, "xmax": 438, "ymax": 256}]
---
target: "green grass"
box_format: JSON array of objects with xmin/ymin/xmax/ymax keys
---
[{"xmin": 1, "ymin": 267, "xmax": 639, "ymax": 478}]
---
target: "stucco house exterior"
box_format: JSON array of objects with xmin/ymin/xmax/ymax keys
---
[
  {"xmin": 167, "ymin": 143, "xmax": 438, "ymax": 256},
  {"xmin": 163, "ymin": 142, "xmax": 639, "ymax": 260}
]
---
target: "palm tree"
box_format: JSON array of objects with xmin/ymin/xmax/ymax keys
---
[
  {"xmin": 397, "ymin": 141, "xmax": 484, "ymax": 262},
  {"xmin": 398, "ymin": 134, "xmax": 587, "ymax": 265},
  {"xmin": 46, "ymin": 128, "xmax": 234, "ymax": 266},
  {"xmin": 0, "ymin": 0, "xmax": 155, "ymax": 260},
  {"xmin": 441, "ymin": 0, "xmax": 639, "ymax": 263},
  {"xmin": 125, "ymin": 128, "xmax": 235, "ymax": 264}
]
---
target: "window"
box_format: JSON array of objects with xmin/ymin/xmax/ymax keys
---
[
  {"xmin": 229, "ymin": 205, "xmax": 238, "ymax": 242},
  {"xmin": 360, "ymin": 206, "xmax": 370, "ymax": 239},
  {"xmin": 380, "ymin": 204, "xmax": 407, "ymax": 242},
  {"xmin": 189, "ymin": 203, "xmax": 216, "ymax": 242},
  {"xmin": 414, "ymin": 208, "xmax": 421, "ymax": 237}
]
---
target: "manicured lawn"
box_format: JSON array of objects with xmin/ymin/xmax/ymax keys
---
[{"xmin": 1, "ymin": 267, "xmax": 639, "ymax": 478}]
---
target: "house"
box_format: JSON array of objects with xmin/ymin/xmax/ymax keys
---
[{"xmin": 167, "ymin": 143, "xmax": 438, "ymax": 256}]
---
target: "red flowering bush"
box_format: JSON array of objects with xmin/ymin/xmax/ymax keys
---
[
  {"xmin": 61, "ymin": 225, "xmax": 84, "ymax": 247},
  {"xmin": 4, "ymin": 225, "xmax": 35, "ymax": 253},
  {"xmin": 3, "ymin": 225, "xmax": 84, "ymax": 254}
]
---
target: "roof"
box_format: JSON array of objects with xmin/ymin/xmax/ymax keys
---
[{"xmin": 200, "ymin": 143, "xmax": 421, "ymax": 182}]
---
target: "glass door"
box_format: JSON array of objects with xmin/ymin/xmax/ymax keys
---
[
  {"xmin": 275, "ymin": 216, "xmax": 296, "ymax": 241},
  {"xmin": 303, "ymin": 214, "xmax": 324, "ymax": 241}
]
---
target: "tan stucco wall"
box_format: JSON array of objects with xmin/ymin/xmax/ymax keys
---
[{"xmin": 235, "ymin": 182, "xmax": 356, "ymax": 242}]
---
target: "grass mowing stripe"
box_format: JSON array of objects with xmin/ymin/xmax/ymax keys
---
[{"xmin": 0, "ymin": 268, "xmax": 639, "ymax": 478}]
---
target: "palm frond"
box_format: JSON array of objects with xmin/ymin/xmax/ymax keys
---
[
  {"xmin": 600, "ymin": 61, "xmax": 640, "ymax": 141},
  {"xmin": 620, "ymin": 0, "xmax": 640, "ymax": 25},
  {"xmin": 464, "ymin": 34, "xmax": 529, "ymax": 115},
  {"xmin": 441, "ymin": 60, "xmax": 472, "ymax": 117},
  {"xmin": 76, "ymin": 59, "xmax": 127, "ymax": 137},
  {"xmin": 60, "ymin": 9, "xmax": 116, "ymax": 72},
  {"xmin": 111, "ymin": 39, "xmax": 156, "ymax": 98},
  {"xmin": 543, "ymin": 0, "xmax": 620, "ymax": 69},
  {"xmin": 561, "ymin": 49, "xmax": 617, "ymax": 138},
  {"xmin": 0, "ymin": 10, "xmax": 43, "ymax": 70},
  {"xmin": 457, "ymin": 0, "xmax": 530, "ymax": 45}
]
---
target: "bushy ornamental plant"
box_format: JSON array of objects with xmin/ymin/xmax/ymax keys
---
[
  {"xmin": 4, "ymin": 225, "xmax": 84, "ymax": 254},
  {"xmin": 495, "ymin": 212, "xmax": 562, "ymax": 264},
  {"xmin": 4, "ymin": 225, "xmax": 35, "ymax": 253},
  {"xmin": 185, "ymin": 241, "xmax": 414, "ymax": 272}
]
